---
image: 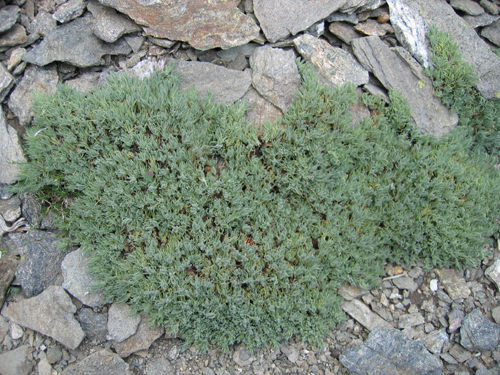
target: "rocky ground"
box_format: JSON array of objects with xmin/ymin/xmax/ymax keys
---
[{"xmin": 1, "ymin": 0, "xmax": 500, "ymax": 374}]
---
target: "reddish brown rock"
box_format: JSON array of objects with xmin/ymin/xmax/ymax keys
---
[{"xmin": 97, "ymin": 0, "xmax": 260, "ymax": 50}]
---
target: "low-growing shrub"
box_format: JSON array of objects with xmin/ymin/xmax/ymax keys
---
[{"xmin": 14, "ymin": 56, "xmax": 500, "ymax": 350}]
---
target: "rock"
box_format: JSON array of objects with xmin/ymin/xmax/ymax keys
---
[
  {"xmin": 492, "ymin": 306, "xmax": 500, "ymax": 324},
  {"xmin": 218, "ymin": 43, "xmax": 259, "ymax": 61},
  {"xmin": 435, "ymin": 268, "xmax": 471, "ymax": 301},
  {"xmin": 9, "ymin": 322, "xmax": 23, "ymax": 339},
  {"xmin": 249, "ymin": 45, "xmax": 301, "ymax": 112},
  {"xmin": 239, "ymin": 88, "xmax": 283, "ymax": 134},
  {"xmin": 354, "ymin": 19, "xmax": 394, "ymax": 36},
  {"xmin": 145, "ymin": 355, "xmax": 175, "ymax": 375},
  {"xmin": 124, "ymin": 35, "xmax": 145, "ymax": 53},
  {"xmin": 339, "ymin": 0, "xmax": 385, "ymax": 13},
  {"xmin": 464, "ymin": 12, "xmax": 500, "ymax": 28},
  {"xmin": 60, "ymin": 349, "xmax": 133, "ymax": 375},
  {"xmin": 22, "ymin": 15, "xmax": 131, "ymax": 68},
  {"xmin": 328, "ymin": 21, "xmax": 362, "ymax": 44},
  {"xmin": 0, "ymin": 346, "xmax": 31, "ymax": 375},
  {"xmin": 340, "ymin": 327, "xmax": 444, "ymax": 374},
  {"xmin": 61, "ymin": 249, "xmax": 109, "ymax": 307},
  {"xmin": 46, "ymin": 347, "xmax": 63, "ymax": 364},
  {"xmin": 87, "ymin": 0, "xmax": 141, "ymax": 43},
  {"xmin": 326, "ymin": 12, "xmax": 359, "ymax": 24},
  {"xmin": 448, "ymin": 343, "xmax": 473, "ymax": 363},
  {"xmin": 389, "ymin": 0, "xmax": 500, "ymax": 100},
  {"xmin": 0, "ymin": 195, "xmax": 20, "ymax": 223},
  {"xmin": 253, "ymin": 0, "xmax": 343, "ymax": 43},
  {"xmin": 10, "ymin": 230, "xmax": 69, "ymax": 298},
  {"xmin": 97, "ymin": 0, "xmax": 259, "ymax": 50},
  {"xmin": 279, "ymin": 342, "xmax": 300, "ymax": 363},
  {"xmin": 19, "ymin": 193, "xmax": 42, "ymax": 228},
  {"xmin": 0, "ymin": 24, "xmax": 27, "ymax": 48},
  {"xmin": 341, "ymin": 299, "xmax": 394, "ymax": 331},
  {"xmin": 107, "ymin": 302, "xmax": 141, "ymax": 343},
  {"xmin": 7, "ymin": 64, "xmax": 58, "ymax": 126},
  {"xmin": 6, "ymin": 47, "xmax": 26, "ymax": 71},
  {"xmin": 460, "ymin": 309, "xmax": 500, "ymax": 351},
  {"xmin": 37, "ymin": 357, "xmax": 53, "ymax": 375},
  {"xmin": 352, "ymin": 35, "xmax": 458, "ymax": 137},
  {"xmin": 392, "ymin": 276, "xmax": 418, "ymax": 292},
  {"xmin": 0, "ymin": 255, "xmax": 18, "ymax": 308},
  {"xmin": 423, "ymin": 328, "xmax": 449, "ymax": 354},
  {"xmin": 337, "ymin": 284, "xmax": 369, "ymax": 301},
  {"xmin": 53, "ymin": 0, "xmax": 87, "ymax": 23},
  {"xmin": 27, "ymin": 10, "xmax": 57, "ymax": 36},
  {"xmin": 172, "ymin": 59, "xmax": 252, "ymax": 104},
  {"xmin": 113, "ymin": 316, "xmax": 164, "ymax": 358},
  {"xmin": 1, "ymin": 286, "xmax": 85, "ymax": 349},
  {"xmin": 448, "ymin": 309, "xmax": 465, "ymax": 332},
  {"xmin": 0, "ymin": 5, "xmax": 20, "ymax": 33},
  {"xmin": 77, "ymin": 308, "xmax": 108, "ymax": 343},
  {"xmin": 482, "ymin": 20, "xmax": 500, "ymax": 47},
  {"xmin": 485, "ymin": 260, "xmax": 500, "ymax": 291},
  {"xmin": 293, "ymin": 34, "xmax": 369, "ymax": 87},
  {"xmin": 0, "ymin": 109, "xmax": 25, "ymax": 185},
  {"xmin": 232, "ymin": 345, "xmax": 256, "ymax": 367},
  {"xmin": 450, "ymin": 0, "xmax": 485, "ymax": 15},
  {"xmin": 66, "ymin": 71, "xmax": 101, "ymax": 93},
  {"xmin": 481, "ymin": 0, "xmax": 500, "ymax": 15},
  {"xmin": 0, "ymin": 62, "xmax": 15, "ymax": 102},
  {"xmin": 398, "ymin": 312, "xmax": 425, "ymax": 329}
]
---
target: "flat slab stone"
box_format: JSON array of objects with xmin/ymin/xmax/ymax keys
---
[
  {"xmin": 53, "ymin": 0, "xmax": 87, "ymax": 23},
  {"xmin": 87, "ymin": 0, "xmax": 141, "ymax": 44},
  {"xmin": 0, "ymin": 24, "xmax": 27, "ymax": 48},
  {"xmin": 460, "ymin": 309, "xmax": 500, "ymax": 351},
  {"xmin": 9, "ymin": 230, "xmax": 70, "ymax": 298},
  {"xmin": 485, "ymin": 259, "xmax": 500, "ymax": 291},
  {"xmin": 435, "ymin": 268, "xmax": 471, "ymax": 300},
  {"xmin": 398, "ymin": 312, "xmax": 425, "ymax": 329},
  {"xmin": 482, "ymin": 20, "xmax": 500, "ymax": 46},
  {"xmin": 0, "ymin": 5, "xmax": 20, "ymax": 33},
  {"xmin": 463, "ymin": 12, "xmax": 500, "ymax": 27},
  {"xmin": 249, "ymin": 45, "xmax": 301, "ymax": 112},
  {"xmin": 62, "ymin": 249, "xmax": 110, "ymax": 307},
  {"xmin": 60, "ymin": 349, "xmax": 133, "ymax": 375},
  {"xmin": 97, "ymin": 0, "xmax": 259, "ymax": 51},
  {"xmin": 0, "ymin": 255, "xmax": 18, "ymax": 309},
  {"xmin": 0, "ymin": 108, "xmax": 25, "ymax": 185},
  {"xmin": 341, "ymin": 299, "xmax": 394, "ymax": 331},
  {"xmin": 0, "ymin": 346, "xmax": 31, "ymax": 375},
  {"xmin": 0, "ymin": 62, "xmax": 15, "ymax": 103},
  {"xmin": 352, "ymin": 35, "xmax": 458, "ymax": 137},
  {"xmin": 7, "ymin": 64, "xmax": 58, "ymax": 127},
  {"xmin": 107, "ymin": 302, "xmax": 141, "ymax": 343},
  {"xmin": 77, "ymin": 308, "xmax": 108, "ymax": 343},
  {"xmin": 113, "ymin": 316, "xmax": 164, "ymax": 358},
  {"xmin": 389, "ymin": 0, "xmax": 500, "ymax": 100},
  {"xmin": 340, "ymin": 327, "xmax": 444, "ymax": 375},
  {"xmin": 239, "ymin": 88, "xmax": 283, "ymax": 134},
  {"xmin": 253, "ymin": 0, "xmax": 344, "ymax": 43},
  {"xmin": 22, "ymin": 15, "xmax": 131, "ymax": 68},
  {"xmin": 450, "ymin": 0, "xmax": 485, "ymax": 15},
  {"xmin": 1, "ymin": 286, "xmax": 85, "ymax": 350},
  {"xmin": 172, "ymin": 59, "xmax": 252, "ymax": 104},
  {"xmin": 293, "ymin": 33, "xmax": 369, "ymax": 87}
]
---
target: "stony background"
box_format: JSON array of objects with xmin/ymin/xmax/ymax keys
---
[{"xmin": 1, "ymin": 0, "xmax": 500, "ymax": 374}]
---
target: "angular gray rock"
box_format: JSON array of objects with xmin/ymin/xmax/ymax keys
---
[
  {"xmin": 341, "ymin": 299, "xmax": 394, "ymax": 331},
  {"xmin": 0, "ymin": 62, "xmax": 15, "ymax": 102},
  {"xmin": 450, "ymin": 0, "xmax": 485, "ymax": 15},
  {"xmin": 253, "ymin": 0, "xmax": 344, "ymax": 43},
  {"xmin": 62, "ymin": 249, "xmax": 109, "ymax": 307},
  {"xmin": 97, "ymin": 0, "xmax": 259, "ymax": 50},
  {"xmin": 1, "ymin": 286, "xmax": 85, "ymax": 350},
  {"xmin": 66, "ymin": 71, "xmax": 101, "ymax": 93},
  {"xmin": 0, "ymin": 195, "xmax": 20, "ymax": 223},
  {"xmin": 0, "ymin": 346, "xmax": 31, "ymax": 375},
  {"xmin": 22, "ymin": 15, "xmax": 131, "ymax": 68},
  {"xmin": 0, "ymin": 108, "xmax": 25, "ymax": 185},
  {"xmin": 340, "ymin": 327, "xmax": 444, "ymax": 375},
  {"xmin": 107, "ymin": 302, "xmax": 141, "ymax": 343},
  {"xmin": 329, "ymin": 22, "xmax": 362, "ymax": 44},
  {"xmin": 460, "ymin": 309, "xmax": 500, "ymax": 351},
  {"xmin": 354, "ymin": 19, "xmax": 394, "ymax": 36},
  {"xmin": 27, "ymin": 10, "xmax": 57, "ymax": 36},
  {"xmin": 423, "ymin": 328, "xmax": 449, "ymax": 354},
  {"xmin": 10, "ymin": 230, "xmax": 70, "ymax": 298},
  {"xmin": 485, "ymin": 259, "xmax": 500, "ymax": 290},
  {"xmin": 7, "ymin": 64, "xmax": 58, "ymax": 127},
  {"xmin": 392, "ymin": 276, "xmax": 418, "ymax": 292},
  {"xmin": 435, "ymin": 268, "xmax": 471, "ymax": 300},
  {"xmin": 0, "ymin": 255, "xmax": 18, "ymax": 309},
  {"xmin": 239, "ymin": 88, "xmax": 283, "ymax": 134},
  {"xmin": 389, "ymin": 0, "xmax": 500, "ymax": 100},
  {"xmin": 0, "ymin": 24, "xmax": 27, "ymax": 48},
  {"xmin": 249, "ymin": 45, "xmax": 301, "ymax": 112},
  {"xmin": 482, "ymin": 20, "xmax": 500, "ymax": 46},
  {"xmin": 398, "ymin": 312, "xmax": 425, "ymax": 329},
  {"xmin": 113, "ymin": 316, "xmax": 164, "ymax": 358},
  {"xmin": 77, "ymin": 308, "xmax": 108, "ymax": 343},
  {"xmin": 0, "ymin": 5, "xmax": 20, "ymax": 33},
  {"xmin": 463, "ymin": 12, "xmax": 500, "ymax": 27},
  {"xmin": 145, "ymin": 355, "xmax": 175, "ymax": 375},
  {"xmin": 87, "ymin": 0, "xmax": 141, "ymax": 43},
  {"xmin": 53, "ymin": 0, "xmax": 87, "ymax": 23},
  {"xmin": 60, "ymin": 349, "xmax": 133, "ymax": 375},
  {"xmin": 339, "ymin": 0, "xmax": 385, "ymax": 13},
  {"xmin": 293, "ymin": 34, "xmax": 369, "ymax": 87},
  {"xmin": 352, "ymin": 35, "xmax": 458, "ymax": 137},
  {"xmin": 172, "ymin": 59, "xmax": 252, "ymax": 104}
]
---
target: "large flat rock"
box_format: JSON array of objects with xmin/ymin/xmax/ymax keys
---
[
  {"xmin": 0, "ymin": 108, "xmax": 25, "ymax": 185},
  {"xmin": 388, "ymin": 0, "xmax": 500, "ymax": 100},
  {"xmin": 254, "ymin": 0, "xmax": 344, "ymax": 43},
  {"xmin": 1, "ymin": 286, "xmax": 85, "ymax": 350},
  {"xmin": 22, "ymin": 15, "xmax": 131, "ymax": 68},
  {"xmin": 352, "ymin": 35, "xmax": 458, "ymax": 136},
  {"xmin": 97, "ymin": 0, "xmax": 259, "ymax": 50}
]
